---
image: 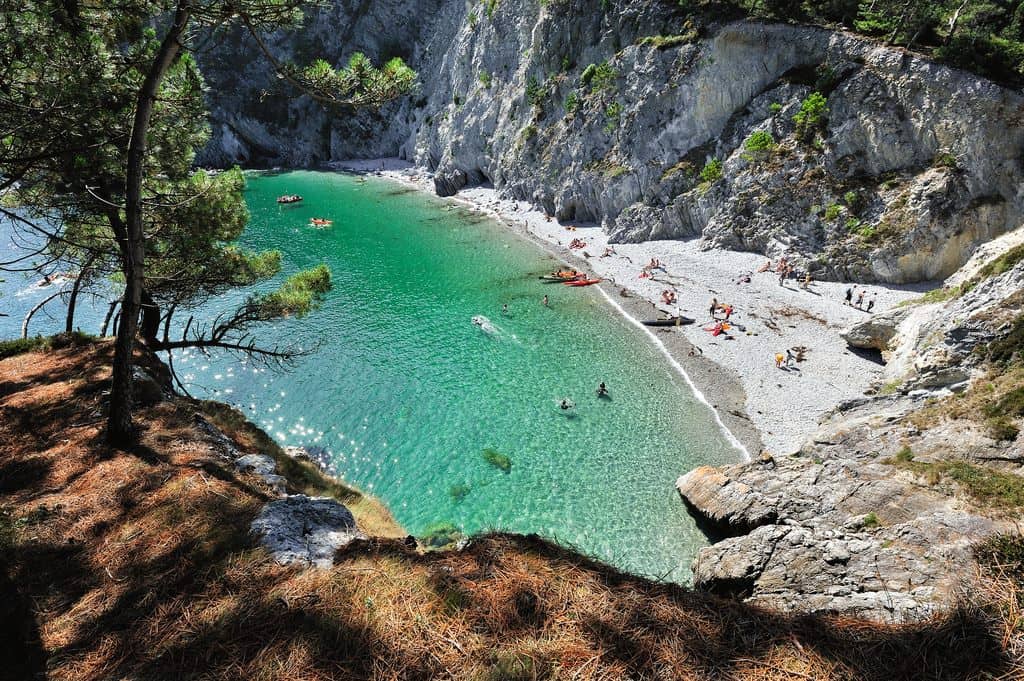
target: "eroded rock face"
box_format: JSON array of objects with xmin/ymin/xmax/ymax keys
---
[
  {"xmin": 199, "ymin": 2, "xmax": 1024, "ymax": 283},
  {"xmin": 251, "ymin": 495, "xmax": 364, "ymax": 568},
  {"xmin": 865, "ymin": 259, "xmax": 1024, "ymax": 390}
]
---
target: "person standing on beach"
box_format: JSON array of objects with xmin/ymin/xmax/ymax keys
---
[
  {"xmin": 855, "ymin": 290, "xmax": 865, "ymax": 308},
  {"xmin": 775, "ymin": 353, "xmax": 784, "ymax": 368},
  {"xmin": 867, "ymin": 296, "xmax": 876, "ymax": 313},
  {"xmin": 844, "ymin": 287, "xmax": 853, "ymax": 305},
  {"xmin": 709, "ymin": 298, "xmax": 718, "ymax": 319}
]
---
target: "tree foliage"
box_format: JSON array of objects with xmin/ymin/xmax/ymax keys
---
[
  {"xmin": 0, "ymin": 0, "xmax": 417, "ymax": 444},
  {"xmin": 678, "ymin": 0, "xmax": 1024, "ymax": 85}
]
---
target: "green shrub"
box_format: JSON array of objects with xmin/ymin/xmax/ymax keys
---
[
  {"xmin": 484, "ymin": 0, "xmax": 499, "ymax": 20},
  {"xmin": 525, "ymin": 75, "xmax": 544, "ymax": 107},
  {"xmin": 933, "ymin": 151, "xmax": 958, "ymax": 168},
  {"xmin": 894, "ymin": 446, "xmax": 914, "ymax": 463},
  {"xmin": 698, "ymin": 158, "xmax": 722, "ymax": 183},
  {"xmin": 742, "ymin": 130, "xmax": 775, "ymax": 160},
  {"xmin": 862, "ymin": 512, "xmax": 881, "ymax": 528},
  {"xmin": 637, "ymin": 33, "xmax": 695, "ymax": 49},
  {"xmin": 603, "ymin": 101, "xmax": 622, "ymax": 132},
  {"xmin": 482, "ymin": 447, "xmax": 512, "ymax": 472},
  {"xmin": 793, "ymin": 91, "xmax": 828, "ymax": 143},
  {"xmin": 986, "ymin": 417, "xmax": 1020, "ymax": 441},
  {"xmin": 843, "ymin": 190, "xmax": 861, "ymax": 212},
  {"xmin": 0, "ymin": 331, "xmax": 95, "ymax": 360},
  {"xmin": 478, "ymin": 70, "xmax": 492, "ymax": 88},
  {"xmin": 581, "ymin": 60, "xmax": 616, "ymax": 93},
  {"xmin": 823, "ymin": 203, "xmax": 841, "ymax": 221},
  {"xmin": 768, "ymin": 102, "xmax": 782, "ymax": 113},
  {"xmin": 564, "ymin": 91, "xmax": 579, "ymax": 114}
]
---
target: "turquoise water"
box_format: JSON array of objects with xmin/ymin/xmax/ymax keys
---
[{"xmin": 0, "ymin": 170, "xmax": 741, "ymax": 579}]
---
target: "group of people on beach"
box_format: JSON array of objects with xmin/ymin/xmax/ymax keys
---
[{"xmin": 844, "ymin": 287, "xmax": 875, "ymax": 312}]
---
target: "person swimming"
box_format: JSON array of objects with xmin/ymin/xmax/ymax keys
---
[{"xmin": 596, "ymin": 382, "xmax": 609, "ymax": 397}]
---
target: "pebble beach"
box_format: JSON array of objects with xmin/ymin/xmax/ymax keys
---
[{"xmin": 335, "ymin": 158, "xmax": 929, "ymax": 456}]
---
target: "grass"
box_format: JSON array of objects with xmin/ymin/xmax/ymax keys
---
[
  {"xmin": 636, "ymin": 32, "xmax": 697, "ymax": 49},
  {"xmin": 974, "ymin": 534, "xmax": 1024, "ymax": 660},
  {"xmin": 885, "ymin": 448, "xmax": 1024, "ymax": 511},
  {"xmin": 978, "ymin": 243, "xmax": 1024, "ymax": 279},
  {"xmin": 0, "ymin": 331, "xmax": 95, "ymax": 360},
  {"xmin": 901, "ymin": 244, "xmax": 1024, "ymax": 308},
  {"xmin": 1, "ymin": 341, "xmax": 1021, "ymax": 680},
  {"xmin": 906, "ymin": 364, "xmax": 1024, "ymax": 444}
]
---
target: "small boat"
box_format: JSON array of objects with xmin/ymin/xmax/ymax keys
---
[
  {"xmin": 641, "ymin": 316, "xmax": 695, "ymax": 327},
  {"xmin": 310, "ymin": 218, "xmax": 333, "ymax": 227},
  {"xmin": 539, "ymin": 275, "xmax": 579, "ymax": 283},
  {"xmin": 277, "ymin": 195, "xmax": 303, "ymax": 204},
  {"xmin": 564, "ymin": 278, "xmax": 601, "ymax": 287}
]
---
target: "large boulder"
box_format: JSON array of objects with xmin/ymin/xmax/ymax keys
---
[
  {"xmin": 676, "ymin": 466, "xmax": 777, "ymax": 536},
  {"xmin": 251, "ymin": 495, "xmax": 364, "ymax": 568},
  {"xmin": 840, "ymin": 307, "xmax": 909, "ymax": 351}
]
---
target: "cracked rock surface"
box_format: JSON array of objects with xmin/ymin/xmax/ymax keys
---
[{"xmin": 251, "ymin": 495, "xmax": 364, "ymax": 568}]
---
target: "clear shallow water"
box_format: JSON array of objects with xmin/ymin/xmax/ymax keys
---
[{"xmin": 0, "ymin": 170, "xmax": 740, "ymax": 579}]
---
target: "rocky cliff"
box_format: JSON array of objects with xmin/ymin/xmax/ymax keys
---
[
  {"xmin": 195, "ymin": 0, "xmax": 1024, "ymax": 621},
  {"xmin": 198, "ymin": 0, "xmax": 1024, "ymax": 284},
  {"xmin": 678, "ymin": 238, "xmax": 1024, "ymax": 619}
]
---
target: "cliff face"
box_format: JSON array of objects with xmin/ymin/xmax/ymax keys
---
[{"xmin": 198, "ymin": 0, "xmax": 1024, "ymax": 283}]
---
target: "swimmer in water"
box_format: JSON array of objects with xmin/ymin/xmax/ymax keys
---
[{"xmin": 596, "ymin": 382, "xmax": 608, "ymax": 397}]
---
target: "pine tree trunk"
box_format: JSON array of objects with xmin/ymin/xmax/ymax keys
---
[
  {"xmin": 106, "ymin": 2, "xmax": 192, "ymax": 446},
  {"xmin": 65, "ymin": 253, "xmax": 97, "ymax": 334}
]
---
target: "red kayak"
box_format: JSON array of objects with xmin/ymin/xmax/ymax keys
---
[{"xmin": 564, "ymin": 278, "xmax": 602, "ymax": 287}]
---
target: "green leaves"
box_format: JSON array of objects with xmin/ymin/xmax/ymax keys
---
[
  {"xmin": 793, "ymin": 92, "xmax": 828, "ymax": 143},
  {"xmin": 248, "ymin": 265, "xmax": 332, "ymax": 321},
  {"xmin": 295, "ymin": 51, "xmax": 417, "ymax": 107}
]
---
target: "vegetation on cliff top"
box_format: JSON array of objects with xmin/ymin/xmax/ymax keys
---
[
  {"xmin": 677, "ymin": 0, "xmax": 1024, "ymax": 86},
  {"xmin": 1, "ymin": 343, "xmax": 1019, "ymax": 679}
]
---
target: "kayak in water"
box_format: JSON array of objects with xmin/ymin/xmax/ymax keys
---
[
  {"xmin": 276, "ymin": 194, "xmax": 303, "ymax": 204},
  {"xmin": 310, "ymin": 218, "xmax": 332, "ymax": 227},
  {"xmin": 641, "ymin": 316, "xmax": 695, "ymax": 327},
  {"xmin": 564, "ymin": 278, "xmax": 601, "ymax": 287}
]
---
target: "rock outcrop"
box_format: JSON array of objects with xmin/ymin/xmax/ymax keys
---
[
  {"xmin": 251, "ymin": 494, "xmax": 364, "ymax": 568},
  {"xmin": 199, "ymin": 0, "xmax": 1024, "ymax": 283},
  {"xmin": 845, "ymin": 256, "xmax": 1024, "ymax": 391},
  {"xmin": 679, "ymin": 450, "xmax": 1005, "ymax": 619}
]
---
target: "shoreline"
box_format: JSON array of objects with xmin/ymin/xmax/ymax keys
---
[{"xmin": 331, "ymin": 158, "xmax": 926, "ymax": 457}]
